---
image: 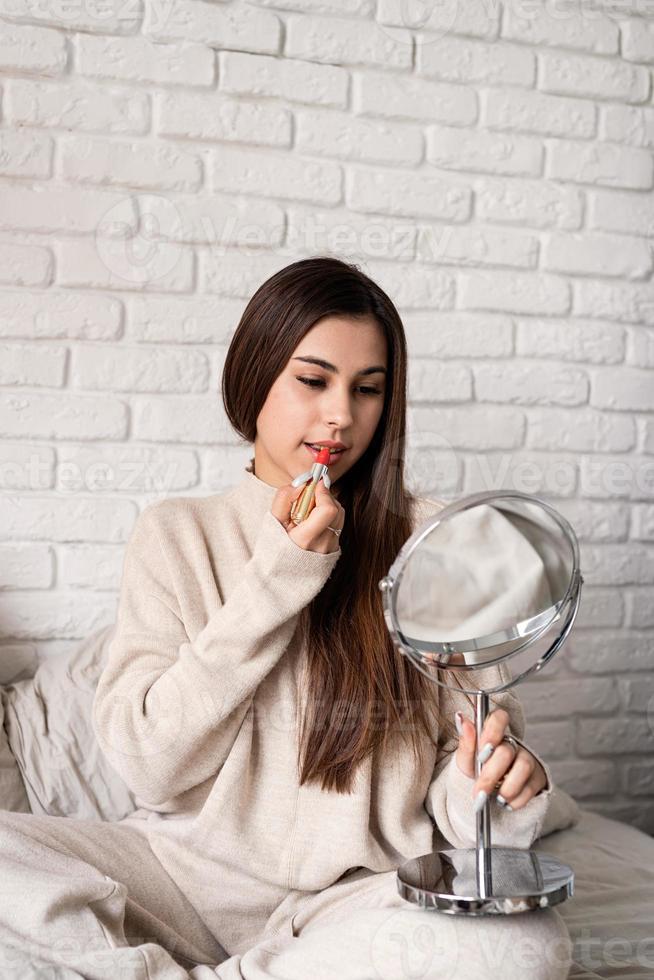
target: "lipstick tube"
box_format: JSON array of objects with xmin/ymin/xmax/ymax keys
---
[{"xmin": 290, "ymin": 446, "xmax": 331, "ymax": 524}]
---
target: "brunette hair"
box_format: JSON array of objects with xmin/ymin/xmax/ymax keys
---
[{"xmin": 222, "ymin": 256, "xmax": 458, "ymax": 793}]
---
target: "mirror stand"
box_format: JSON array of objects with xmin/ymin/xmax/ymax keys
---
[{"xmin": 396, "ymin": 689, "xmax": 574, "ymax": 915}]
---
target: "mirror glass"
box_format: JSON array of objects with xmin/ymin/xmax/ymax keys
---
[{"xmin": 393, "ymin": 498, "xmax": 576, "ymax": 688}]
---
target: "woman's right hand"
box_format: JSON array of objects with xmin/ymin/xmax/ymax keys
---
[{"xmin": 272, "ymin": 477, "xmax": 345, "ymax": 554}]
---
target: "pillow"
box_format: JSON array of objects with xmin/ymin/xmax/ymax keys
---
[{"xmin": 1, "ymin": 624, "xmax": 139, "ymax": 822}]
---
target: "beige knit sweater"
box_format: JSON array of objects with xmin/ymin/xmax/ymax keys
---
[{"xmin": 93, "ymin": 463, "xmax": 566, "ymax": 900}]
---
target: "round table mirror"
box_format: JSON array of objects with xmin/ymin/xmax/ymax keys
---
[{"xmin": 378, "ymin": 490, "xmax": 583, "ymax": 915}]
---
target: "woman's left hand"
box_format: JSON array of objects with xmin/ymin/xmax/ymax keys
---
[{"xmin": 455, "ymin": 707, "xmax": 548, "ymax": 811}]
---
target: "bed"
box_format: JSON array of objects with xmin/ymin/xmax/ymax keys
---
[{"xmin": 1, "ymin": 625, "xmax": 652, "ymax": 980}]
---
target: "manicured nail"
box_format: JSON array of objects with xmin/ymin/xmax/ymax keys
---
[
  {"xmin": 496, "ymin": 795, "xmax": 513, "ymax": 811},
  {"xmin": 477, "ymin": 742, "xmax": 494, "ymax": 765},
  {"xmin": 473, "ymin": 790, "xmax": 488, "ymax": 813},
  {"xmin": 455, "ymin": 711, "xmax": 464, "ymax": 736}
]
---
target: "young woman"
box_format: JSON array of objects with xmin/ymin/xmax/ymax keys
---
[{"xmin": 0, "ymin": 257, "xmax": 573, "ymax": 979}]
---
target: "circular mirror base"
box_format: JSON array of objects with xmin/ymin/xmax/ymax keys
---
[{"xmin": 397, "ymin": 847, "xmax": 574, "ymax": 916}]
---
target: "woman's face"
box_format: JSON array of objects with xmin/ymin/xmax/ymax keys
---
[{"xmin": 254, "ymin": 314, "xmax": 388, "ymax": 490}]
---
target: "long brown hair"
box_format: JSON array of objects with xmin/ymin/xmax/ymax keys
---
[{"xmin": 222, "ymin": 256, "xmax": 458, "ymax": 793}]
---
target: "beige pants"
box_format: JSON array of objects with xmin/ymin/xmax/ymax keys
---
[{"xmin": 0, "ymin": 808, "xmax": 572, "ymax": 980}]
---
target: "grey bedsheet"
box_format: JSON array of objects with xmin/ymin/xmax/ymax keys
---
[{"xmin": 1, "ymin": 627, "xmax": 653, "ymax": 979}]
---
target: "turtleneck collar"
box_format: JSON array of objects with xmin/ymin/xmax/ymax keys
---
[{"xmin": 229, "ymin": 456, "xmax": 278, "ymax": 517}]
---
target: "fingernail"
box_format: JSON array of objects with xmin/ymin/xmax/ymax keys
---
[
  {"xmin": 473, "ymin": 790, "xmax": 488, "ymax": 813},
  {"xmin": 455, "ymin": 711, "xmax": 464, "ymax": 736},
  {"xmin": 477, "ymin": 742, "xmax": 494, "ymax": 765},
  {"xmin": 496, "ymin": 795, "xmax": 513, "ymax": 811}
]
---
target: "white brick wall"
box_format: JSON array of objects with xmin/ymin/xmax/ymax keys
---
[{"xmin": 0, "ymin": 0, "xmax": 652, "ymax": 832}]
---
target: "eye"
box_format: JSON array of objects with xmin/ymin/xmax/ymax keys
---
[{"xmin": 296, "ymin": 377, "xmax": 382, "ymax": 396}]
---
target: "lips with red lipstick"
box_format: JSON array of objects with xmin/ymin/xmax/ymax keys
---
[{"xmin": 304, "ymin": 442, "xmax": 347, "ymax": 462}]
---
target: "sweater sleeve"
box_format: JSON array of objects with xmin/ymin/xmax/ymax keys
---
[
  {"xmin": 425, "ymin": 667, "xmax": 555, "ymax": 850},
  {"xmin": 92, "ymin": 503, "xmax": 341, "ymax": 807}
]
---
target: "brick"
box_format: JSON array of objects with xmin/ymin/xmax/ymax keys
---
[
  {"xmin": 631, "ymin": 504, "xmax": 654, "ymax": 540},
  {"xmin": 0, "ymin": 242, "xmax": 52, "ymax": 288},
  {"xmin": 0, "ymin": 545, "xmax": 53, "ymax": 589},
  {"xmin": 621, "ymin": 17, "xmax": 654, "ymax": 63},
  {"xmin": 0, "ymin": 443, "xmax": 55, "ymax": 491},
  {"xmin": 404, "ymin": 311, "xmax": 513, "ymax": 359},
  {"xmin": 71, "ymin": 345, "xmax": 209, "ymax": 392},
  {"xmin": 253, "ymin": 0, "xmax": 374, "ymax": 11},
  {"xmin": 201, "ymin": 249, "xmax": 299, "ymax": 298},
  {"xmin": 286, "ymin": 205, "xmax": 415, "ymax": 262},
  {"xmin": 129, "ymin": 294, "xmax": 243, "ymax": 344},
  {"xmin": 546, "ymin": 137, "xmax": 653, "ymax": 190},
  {"xmin": 519, "ymin": 678, "xmax": 619, "ymax": 720},
  {"xmin": 0, "ymin": 129, "xmax": 52, "ymax": 179},
  {"xmin": 346, "ymin": 166, "xmax": 471, "ymax": 221},
  {"xmin": 569, "ymin": 630, "xmax": 654, "ymax": 672},
  {"xmin": 77, "ymin": 34, "xmax": 214, "ymax": 86},
  {"xmin": 523, "ymin": 721, "xmax": 574, "ymax": 759},
  {"xmin": 377, "ymin": 0, "xmax": 499, "ymax": 40},
  {"xmin": 60, "ymin": 135, "xmax": 202, "ymax": 191},
  {"xmin": 59, "ymin": 545, "xmax": 124, "ymax": 590},
  {"xmin": 136, "ymin": 191, "xmax": 284, "ymax": 250},
  {"xmin": 416, "ymin": 223, "xmax": 538, "ymax": 269},
  {"xmin": 464, "ymin": 450, "xmax": 578, "ymax": 496},
  {"xmin": 0, "ymin": 393, "xmax": 127, "ymax": 440},
  {"xmin": 526, "ymin": 407, "xmax": 634, "ymax": 453},
  {"xmin": 0, "ymin": 185, "xmax": 138, "ymax": 236},
  {"xmin": 157, "ymin": 91, "xmax": 291, "ymax": 147},
  {"xmin": 623, "ymin": 761, "xmax": 654, "ymax": 796},
  {"xmin": 7, "ymin": 78, "xmax": 150, "ymax": 135},
  {"xmin": 459, "ymin": 269, "xmax": 570, "ymax": 315},
  {"xmin": 0, "ymin": 291, "xmax": 122, "ymax": 341},
  {"xmin": 627, "ymin": 327, "xmax": 654, "ymax": 368},
  {"xmin": 626, "ymin": 588, "xmax": 654, "ymax": 627},
  {"xmin": 591, "ymin": 366, "xmax": 654, "ymax": 412},
  {"xmin": 573, "ymin": 585, "xmax": 624, "ymax": 624},
  {"xmin": 408, "ymin": 404, "xmax": 524, "ymax": 449},
  {"xmin": 408, "ymin": 361, "xmax": 472, "ymax": 402},
  {"xmin": 601, "ymin": 104, "xmax": 654, "ymax": 149},
  {"xmin": 0, "ymin": 343, "xmax": 66, "ymax": 387},
  {"xmin": 481, "ymin": 88, "xmax": 596, "ymax": 140},
  {"xmin": 475, "ymin": 176, "xmax": 583, "ymax": 229},
  {"xmin": 417, "ymin": 36, "xmax": 534, "ymax": 87},
  {"xmin": 516, "ymin": 318, "xmax": 625, "ymax": 365},
  {"xmin": 580, "ymin": 453, "xmax": 654, "ymax": 500},
  {"xmin": 57, "ymin": 445, "xmax": 199, "ymax": 493},
  {"xmin": 285, "ymin": 13, "xmax": 411, "ymax": 68},
  {"xmin": 550, "ymin": 759, "xmax": 617, "ymax": 799},
  {"xmin": 577, "ymin": 716, "xmax": 651, "ymax": 756},
  {"xmin": 502, "ymin": 5, "xmax": 618, "ymax": 54},
  {"xmin": 211, "ymin": 145, "xmax": 341, "ymax": 205},
  {"xmin": 353, "ymin": 70, "xmax": 477, "ymax": 125},
  {"xmin": 540, "ymin": 49, "xmax": 650, "ymax": 102},
  {"xmin": 475, "ymin": 362, "xmax": 588, "ymax": 406},
  {"xmin": 296, "ymin": 108, "xmax": 422, "ymax": 166},
  {"xmin": 542, "ymin": 231, "xmax": 652, "ymax": 279},
  {"xmin": 426, "ymin": 123, "xmax": 542, "ymax": 177},
  {"xmin": 362, "ymin": 259, "xmax": 456, "ymax": 310},
  {"xmin": 133, "ymin": 395, "xmax": 235, "ymax": 443},
  {"xmin": 57, "ymin": 238, "xmax": 194, "ymax": 294},
  {"xmin": 0, "ymin": 0, "xmax": 142, "ymax": 33},
  {"xmin": 578, "ymin": 547, "xmax": 654, "ymax": 587},
  {"xmin": 574, "ymin": 279, "xmax": 654, "ymax": 326},
  {"xmin": 560, "ymin": 499, "xmax": 631, "ymax": 543},
  {"xmin": 0, "ymin": 593, "xmax": 117, "ymax": 640},
  {"xmin": 0, "ymin": 494, "xmax": 136, "ymax": 543},
  {"xmin": 588, "ymin": 188, "xmax": 654, "ymax": 235},
  {"xmin": 0, "ymin": 22, "xmax": 67, "ymax": 75},
  {"xmin": 218, "ymin": 50, "xmax": 348, "ymax": 107},
  {"xmin": 144, "ymin": 0, "xmax": 280, "ymax": 54}
]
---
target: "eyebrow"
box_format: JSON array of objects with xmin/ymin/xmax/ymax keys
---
[{"xmin": 292, "ymin": 356, "xmax": 387, "ymax": 377}]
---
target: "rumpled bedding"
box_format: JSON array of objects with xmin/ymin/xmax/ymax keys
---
[{"xmin": 0, "ymin": 627, "xmax": 653, "ymax": 979}]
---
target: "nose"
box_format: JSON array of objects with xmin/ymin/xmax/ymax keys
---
[{"xmin": 324, "ymin": 385, "xmax": 354, "ymax": 430}]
